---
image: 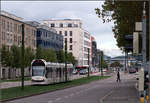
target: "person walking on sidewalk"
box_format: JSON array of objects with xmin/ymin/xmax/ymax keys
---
[{"xmin": 116, "ymin": 70, "xmax": 121, "ymax": 82}]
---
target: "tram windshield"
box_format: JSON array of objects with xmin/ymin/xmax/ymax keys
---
[{"xmin": 32, "ymin": 66, "xmax": 45, "ymax": 76}]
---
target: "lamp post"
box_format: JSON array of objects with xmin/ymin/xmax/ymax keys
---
[
  {"xmin": 88, "ymin": 48, "xmax": 90, "ymax": 78},
  {"xmin": 21, "ymin": 23, "xmax": 25, "ymax": 90},
  {"xmin": 65, "ymin": 39, "xmax": 67, "ymax": 82}
]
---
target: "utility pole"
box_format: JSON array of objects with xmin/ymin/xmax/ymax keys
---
[
  {"xmin": 141, "ymin": 1, "xmax": 147, "ymax": 103},
  {"xmin": 88, "ymin": 48, "xmax": 90, "ymax": 78},
  {"xmin": 142, "ymin": 1, "xmax": 147, "ymax": 70},
  {"xmin": 99, "ymin": 54, "xmax": 101, "ymax": 72},
  {"xmin": 65, "ymin": 39, "xmax": 67, "ymax": 82},
  {"xmin": 21, "ymin": 24, "xmax": 25, "ymax": 90},
  {"xmin": 125, "ymin": 51, "xmax": 127, "ymax": 72},
  {"xmin": 149, "ymin": 0, "xmax": 150, "ymax": 100},
  {"xmin": 101, "ymin": 51, "xmax": 103, "ymax": 76}
]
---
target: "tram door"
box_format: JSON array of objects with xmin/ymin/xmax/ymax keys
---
[{"xmin": 46, "ymin": 67, "xmax": 53, "ymax": 84}]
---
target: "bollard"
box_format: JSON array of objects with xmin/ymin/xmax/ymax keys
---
[
  {"xmin": 140, "ymin": 97, "xmax": 144, "ymax": 103},
  {"xmin": 146, "ymin": 95, "xmax": 149, "ymax": 101},
  {"xmin": 140, "ymin": 94, "xmax": 144, "ymax": 103}
]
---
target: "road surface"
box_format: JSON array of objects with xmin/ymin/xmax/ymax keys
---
[{"xmin": 5, "ymin": 72, "xmax": 138, "ymax": 103}]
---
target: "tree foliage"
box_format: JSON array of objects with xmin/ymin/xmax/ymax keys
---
[
  {"xmin": 57, "ymin": 50, "xmax": 65, "ymax": 63},
  {"xmin": 24, "ymin": 47, "xmax": 35, "ymax": 67},
  {"xmin": 1, "ymin": 45, "xmax": 35, "ymax": 68},
  {"xmin": 1, "ymin": 45, "xmax": 12, "ymax": 67},
  {"xmin": 10, "ymin": 45, "xmax": 21, "ymax": 68},
  {"xmin": 67, "ymin": 52, "xmax": 77, "ymax": 65},
  {"xmin": 43, "ymin": 48, "xmax": 58, "ymax": 62},
  {"xmin": 110, "ymin": 61, "xmax": 122, "ymax": 67},
  {"xmin": 95, "ymin": 1, "xmax": 149, "ymax": 52},
  {"xmin": 36, "ymin": 45, "xmax": 43, "ymax": 59}
]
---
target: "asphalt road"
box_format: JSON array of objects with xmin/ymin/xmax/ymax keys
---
[{"xmin": 6, "ymin": 72, "xmax": 137, "ymax": 103}]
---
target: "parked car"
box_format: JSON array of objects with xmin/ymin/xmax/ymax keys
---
[
  {"xmin": 79, "ymin": 69, "xmax": 88, "ymax": 75},
  {"xmin": 129, "ymin": 68, "xmax": 136, "ymax": 74},
  {"xmin": 72, "ymin": 69, "xmax": 78, "ymax": 75}
]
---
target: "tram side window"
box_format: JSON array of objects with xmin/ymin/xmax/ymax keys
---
[
  {"xmin": 56, "ymin": 68, "xmax": 59, "ymax": 78},
  {"xmin": 46, "ymin": 67, "xmax": 53, "ymax": 78},
  {"xmin": 59, "ymin": 68, "xmax": 61, "ymax": 78}
]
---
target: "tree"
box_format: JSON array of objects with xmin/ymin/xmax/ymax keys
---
[
  {"xmin": 1, "ymin": 45, "xmax": 12, "ymax": 67},
  {"xmin": 10, "ymin": 45, "xmax": 21, "ymax": 68},
  {"xmin": 43, "ymin": 48, "xmax": 57, "ymax": 62},
  {"xmin": 102, "ymin": 60, "xmax": 108, "ymax": 68},
  {"xmin": 95, "ymin": 1, "xmax": 149, "ymax": 53},
  {"xmin": 24, "ymin": 47, "xmax": 35, "ymax": 67},
  {"xmin": 67, "ymin": 52, "xmax": 77, "ymax": 65},
  {"xmin": 36, "ymin": 45, "xmax": 43, "ymax": 59},
  {"xmin": 57, "ymin": 50, "xmax": 65, "ymax": 63},
  {"xmin": 110, "ymin": 61, "xmax": 122, "ymax": 67}
]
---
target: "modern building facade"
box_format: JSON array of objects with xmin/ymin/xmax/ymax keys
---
[
  {"xmin": 37, "ymin": 25, "xmax": 63, "ymax": 51},
  {"xmin": 42, "ymin": 19, "xmax": 92, "ymax": 66},
  {"xmin": 83, "ymin": 30, "xmax": 92, "ymax": 66},
  {"xmin": 91, "ymin": 36, "xmax": 97, "ymax": 67},
  {"xmin": 25, "ymin": 21, "xmax": 63, "ymax": 51},
  {"xmin": 0, "ymin": 10, "xmax": 36, "ymax": 50}
]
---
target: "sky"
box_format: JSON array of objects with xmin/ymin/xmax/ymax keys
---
[{"xmin": 1, "ymin": 1, "xmax": 124, "ymax": 57}]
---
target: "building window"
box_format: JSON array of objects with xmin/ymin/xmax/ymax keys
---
[
  {"xmin": 70, "ymin": 31, "xmax": 72, "ymax": 36},
  {"xmin": 65, "ymin": 38, "xmax": 67, "ymax": 42},
  {"xmin": 59, "ymin": 31, "xmax": 62, "ymax": 35},
  {"xmin": 70, "ymin": 38, "xmax": 72, "ymax": 43},
  {"xmin": 74, "ymin": 24, "xmax": 78, "ymax": 27},
  {"xmin": 65, "ymin": 31, "xmax": 67, "ymax": 36},
  {"xmin": 51, "ymin": 23, "xmax": 55, "ymax": 27},
  {"xmin": 68, "ymin": 23, "xmax": 72, "ymax": 27},
  {"xmin": 70, "ymin": 45, "xmax": 72, "ymax": 50},
  {"xmin": 60, "ymin": 23, "xmax": 63, "ymax": 27},
  {"xmin": 7, "ymin": 22, "xmax": 9, "ymax": 31},
  {"xmin": 10, "ymin": 23, "xmax": 12, "ymax": 32}
]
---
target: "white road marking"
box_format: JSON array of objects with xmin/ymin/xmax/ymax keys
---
[
  {"xmin": 64, "ymin": 95, "xmax": 69, "ymax": 98},
  {"xmin": 70, "ymin": 93, "xmax": 74, "ymax": 96},
  {"xmin": 48, "ymin": 100, "xmax": 53, "ymax": 103},
  {"xmin": 55, "ymin": 98, "xmax": 62, "ymax": 101}
]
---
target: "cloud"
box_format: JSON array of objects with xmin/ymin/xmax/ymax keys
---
[{"xmin": 102, "ymin": 48, "xmax": 124, "ymax": 57}]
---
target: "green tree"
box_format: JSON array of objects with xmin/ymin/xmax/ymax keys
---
[
  {"xmin": 10, "ymin": 45, "xmax": 21, "ymax": 68},
  {"xmin": 102, "ymin": 60, "xmax": 108, "ymax": 68},
  {"xmin": 110, "ymin": 61, "xmax": 122, "ymax": 67},
  {"xmin": 1, "ymin": 45, "xmax": 12, "ymax": 67},
  {"xmin": 67, "ymin": 52, "xmax": 77, "ymax": 65},
  {"xmin": 95, "ymin": 1, "xmax": 149, "ymax": 52},
  {"xmin": 43, "ymin": 48, "xmax": 57, "ymax": 62},
  {"xmin": 57, "ymin": 50, "xmax": 65, "ymax": 63},
  {"xmin": 24, "ymin": 47, "xmax": 35, "ymax": 67},
  {"xmin": 36, "ymin": 45, "xmax": 43, "ymax": 59}
]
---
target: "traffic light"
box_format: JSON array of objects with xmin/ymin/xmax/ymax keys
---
[{"xmin": 144, "ymin": 71, "xmax": 149, "ymax": 90}]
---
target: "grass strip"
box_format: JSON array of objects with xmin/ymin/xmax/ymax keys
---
[{"xmin": 1, "ymin": 76, "xmax": 110, "ymax": 101}]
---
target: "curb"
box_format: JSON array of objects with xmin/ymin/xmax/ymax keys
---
[{"xmin": 1, "ymin": 76, "xmax": 111, "ymax": 102}]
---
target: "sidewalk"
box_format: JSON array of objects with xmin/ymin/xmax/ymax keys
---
[{"xmin": 101, "ymin": 73, "xmax": 140, "ymax": 103}]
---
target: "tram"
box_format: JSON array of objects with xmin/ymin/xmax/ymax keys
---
[{"xmin": 31, "ymin": 59, "xmax": 73, "ymax": 85}]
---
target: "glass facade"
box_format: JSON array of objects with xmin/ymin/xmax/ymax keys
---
[{"xmin": 37, "ymin": 28, "xmax": 63, "ymax": 51}]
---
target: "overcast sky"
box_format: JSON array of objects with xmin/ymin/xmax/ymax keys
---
[{"xmin": 1, "ymin": 1, "xmax": 124, "ymax": 57}]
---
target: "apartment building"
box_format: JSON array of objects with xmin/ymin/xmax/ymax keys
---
[
  {"xmin": 83, "ymin": 30, "xmax": 92, "ymax": 66},
  {"xmin": 91, "ymin": 36, "xmax": 97, "ymax": 67},
  {"xmin": 42, "ymin": 19, "xmax": 92, "ymax": 66},
  {"xmin": 0, "ymin": 10, "xmax": 36, "ymax": 50},
  {"xmin": 0, "ymin": 11, "xmax": 36, "ymax": 79},
  {"xmin": 25, "ymin": 21, "xmax": 63, "ymax": 51}
]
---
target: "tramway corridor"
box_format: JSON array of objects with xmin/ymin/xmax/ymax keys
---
[{"xmin": 6, "ymin": 72, "xmax": 139, "ymax": 103}]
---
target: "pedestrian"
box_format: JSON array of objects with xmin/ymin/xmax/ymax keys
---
[{"xmin": 116, "ymin": 70, "xmax": 121, "ymax": 82}]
